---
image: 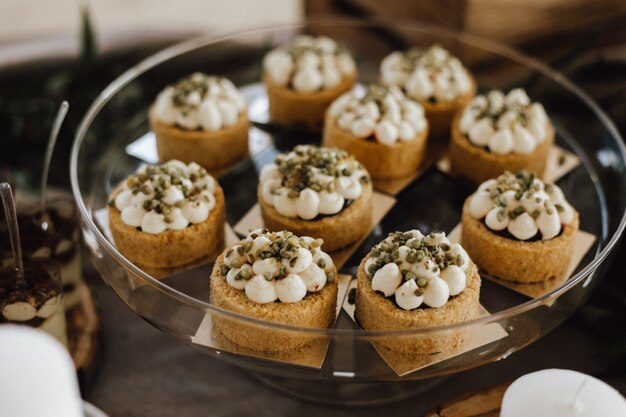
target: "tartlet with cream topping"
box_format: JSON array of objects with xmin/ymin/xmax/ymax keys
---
[
  {"xmin": 461, "ymin": 171, "xmax": 579, "ymax": 283},
  {"xmin": 150, "ymin": 73, "xmax": 249, "ymax": 173},
  {"xmin": 449, "ymin": 88, "xmax": 554, "ymax": 184},
  {"xmin": 258, "ymin": 145, "xmax": 372, "ymax": 252},
  {"xmin": 210, "ymin": 229, "xmax": 338, "ymax": 352},
  {"xmin": 108, "ymin": 160, "xmax": 225, "ymax": 269},
  {"xmin": 380, "ymin": 44, "xmax": 476, "ymax": 139},
  {"xmin": 322, "ymin": 84, "xmax": 429, "ymax": 179},
  {"xmin": 263, "ymin": 35, "xmax": 357, "ymax": 128},
  {"xmin": 355, "ymin": 230, "xmax": 481, "ymax": 354}
]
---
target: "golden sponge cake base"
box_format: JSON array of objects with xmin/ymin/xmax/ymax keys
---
[
  {"xmin": 264, "ymin": 72, "xmax": 356, "ymax": 128},
  {"xmin": 258, "ymin": 181, "xmax": 372, "ymax": 252},
  {"xmin": 108, "ymin": 186, "xmax": 225, "ymax": 269},
  {"xmin": 150, "ymin": 108, "xmax": 249, "ymax": 175},
  {"xmin": 461, "ymin": 198, "xmax": 579, "ymax": 284},
  {"xmin": 322, "ymin": 116, "xmax": 429, "ymax": 179},
  {"xmin": 355, "ymin": 255, "xmax": 481, "ymax": 355},
  {"xmin": 209, "ymin": 250, "xmax": 338, "ymax": 352},
  {"xmin": 449, "ymin": 113, "xmax": 554, "ymax": 185}
]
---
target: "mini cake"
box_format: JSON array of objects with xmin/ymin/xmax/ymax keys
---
[
  {"xmin": 380, "ymin": 44, "xmax": 476, "ymax": 139},
  {"xmin": 322, "ymin": 84, "xmax": 429, "ymax": 179},
  {"xmin": 449, "ymin": 88, "xmax": 554, "ymax": 184},
  {"xmin": 0, "ymin": 198, "xmax": 82, "ymax": 310},
  {"xmin": 263, "ymin": 35, "xmax": 357, "ymax": 128},
  {"xmin": 108, "ymin": 160, "xmax": 225, "ymax": 269},
  {"xmin": 210, "ymin": 229, "xmax": 338, "ymax": 352},
  {"xmin": 461, "ymin": 171, "xmax": 579, "ymax": 283},
  {"xmin": 150, "ymin": 73, "xmax": 249, "ymax": 173},
  {"xmin": 0, "ymin": 261, "xmax": 67, "ymax": 346},
  {"xmin": 258, "ymin": 145, "xmax": 372, "ymax": 252},
  {"xmin": 355, "ymin": 230, "xmax": 481, "ymax": 355}
]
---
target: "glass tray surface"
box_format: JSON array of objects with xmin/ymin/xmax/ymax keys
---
[{"xmin": 70, "ymin": 20, "xmax": 626, "ymax": 389}]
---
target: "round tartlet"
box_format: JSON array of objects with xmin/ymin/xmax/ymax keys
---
[
  {"xmin": 209, "ymin": 229, "xmax": 338, "ymax": 352},
  {"xmin": 263, "ymin": 35, "xmax": 357, "ymax": 128},
  {"xmin": 258, "ymin": 145, "xmax": 372, "ymax": 252},
  {"xmin": 355, "ymin": 231, "xmax": 481, "ymax": 355},
  {"xmin": 449, "ymin": 89, "xmax": 554, "ymax": 184},
  {"xmin": 149, "ymin": 73, "xmax": 249, "ymax": 174},
  {"xmin": 108, "ymin": 160, "xmax": 225, "ymax": 269},
  {"xmin": 322, "ymin": 84, "xmax": 429, "ymax": 179},
  {"xmin": 380, "ymin": 44, "xmax": 476, "ymax": 140},
  {"xmin": 461, "ymin": 171, "xmax": 579, "ymax": 283}
]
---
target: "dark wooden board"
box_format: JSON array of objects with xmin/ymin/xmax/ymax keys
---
[
  {"xmin": 423, "ymin": 383, "xmax": 510, "ymax": 417},
  {"xmin": 67, "ymin": 283, "xmax": 101, "ymax": 393}
]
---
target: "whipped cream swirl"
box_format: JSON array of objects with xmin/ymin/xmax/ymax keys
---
[
  {"xmin": 263, "ymin": 35, "xmax": 356, "ymax": 94},
  {"xmin": 111, "ymin": 160, "xmax": 218, "ymax": 234},
  {"xmin": 468, "ymin": 171, "xmax": 575, "ymax": 241},
  {"xmin": 328, "ymin": 84, "xmax": 428, "ymax": 145},
  {"xmin": 220, "ymin": 229, "xmax": 335, "ymax": 304},
  {"xmin": 154, "ymin": 72, "xmax": 246, "ymax": 131},
  {"xmin": 364, "ymin": 231, "xmax": 470, "ymax": 310},
  {"xmin": 380, "ymin": 44, "xmax": 473, "ymax": 103},
  {"xmin": 260, "ymin": 145, "xmax": 370, "ymax": 220},
  {"xmin": 459, "ymin": 88, "xmax": 550, "ymax": 155}
]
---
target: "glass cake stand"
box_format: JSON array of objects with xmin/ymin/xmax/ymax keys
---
[{"xmin": 70, "ymin": 19, "xmax": 626, "ymax": 405}]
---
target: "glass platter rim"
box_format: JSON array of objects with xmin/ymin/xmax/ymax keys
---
[{"xmin": 70, "ymin": 17, "xmax": 626, "ymax": 336}]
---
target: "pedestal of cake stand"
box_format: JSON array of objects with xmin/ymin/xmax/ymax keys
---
[{"xmin": 249, "ymin": 372, "xmax": 447, "ymax": 406}]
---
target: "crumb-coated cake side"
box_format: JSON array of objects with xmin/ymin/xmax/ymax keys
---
[
  {"xmin": 150, "ymin": 73, "xmax": 249, "ymax": 173},
  {"xmin": 209, "ymin": 229, "xmax": 338, "ymax": 352},
  {"xmin": 108, "ymin": 160, "xmax": 225, "ymax": 269},
  {"xmin": 461, "ymin": 171, "xmax": 579, "ymax": 283},
  {"xmin": 449, "ymin": 89, "xmax": 554, "ymax": 184},
  {"xmin": 355, "ymin": 230, "xmax": 481, "ymax": 355},
  {"xmin": 322, "ymin": 84, "xmax": 429, "ymax": 179},
  {"xmin": 380, "ymin": 44, "xmax": 476, "ymax": 140},
  {"xmin": 258, "ymin": 145, "xmax": 372, "ymax": 252},
  {"xmin": 263, "ymin": 35, "xmax": 357, "ymax": 128}
]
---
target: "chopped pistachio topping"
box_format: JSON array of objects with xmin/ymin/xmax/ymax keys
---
[
  {"xmin": 170, "ymin": 73, "xmax": 227, "ymax": 108},
  {"xmin": 358, "ymin": 84, "xmax": 395, "ymax": 107},
  {"xmin": 489, "ymin": 171, "xmax": 543, "ymax": 205},
  {"xmin": 282, "ymin": 41, "xmax": 348, "ymax": 59},
  {"xmin": 470, "ymin": 170, "xmax": 575, "ymax": 241},
  {"xmin": 468, "ymin": 93, "xmax": 532, "ymax": 125},
  {"xmin": 366, "ymin": 231, "xmax": 464, "ymax": 288},
  {"xmin": 400, "ymin": 44, "xmax": 454, "ymax": 70},
  {"xmin": 116, "ymin": 162, "xmax": 212, "ymax": 222},
  {"xmin": 221, "ymin": 229, "xmax": 330, "ymax": 283},
  {"xmin": 487, "ymin": 171, "xmax": 561, "ymax": 224},
  {"xmin": 274, "ymin": 145, "xmax": 369, "ymax": 192}
]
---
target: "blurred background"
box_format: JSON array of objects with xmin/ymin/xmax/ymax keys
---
[{"xmin": 1, "ymin": 0, "xmax": 625, "ymax": 189}]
